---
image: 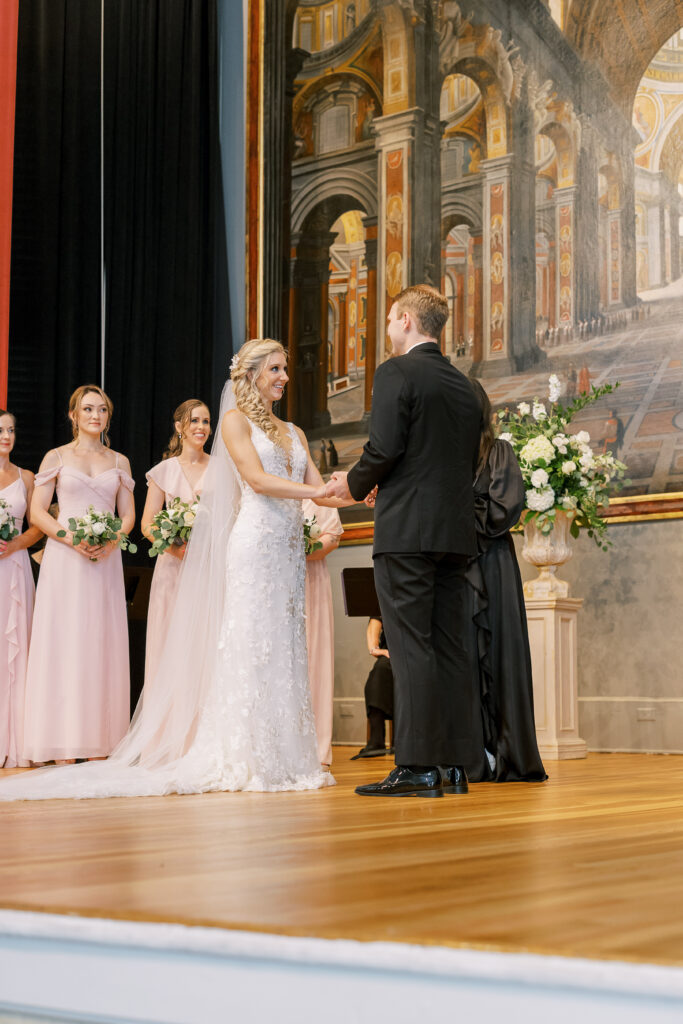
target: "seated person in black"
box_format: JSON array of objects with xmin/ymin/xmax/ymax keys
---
[
  {"xmin": 465, "ymin": 380, "xmax": 547, "ymax": 783},
  {"xmin": 351, "ymin": 618, "xmax": 394, "ymax": 759}
]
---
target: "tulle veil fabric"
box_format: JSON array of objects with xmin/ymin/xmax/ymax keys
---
[{"xmin": 0, "ymin": 380, "xmax": 243, "ymax": 799}]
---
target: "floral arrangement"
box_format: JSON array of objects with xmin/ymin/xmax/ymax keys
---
[
  {"xmin": 497, "ymin": 374, "xmax": 627, "ymax": 549},
  {"xmin": 148, "ymin": 496, "xmax": 198, "ymax": 557},
  {"xmin": 304, "ymin": 514, "xmax": 323, "ymax": 556},
  {"xmin": 0, "ymin": 498, "xmax": 19, "ymax": 543},
  {"xmin": 57, "ymin": 506, "xmax": 137, "ymax": 558}
]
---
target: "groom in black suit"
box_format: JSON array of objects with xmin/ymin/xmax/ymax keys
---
[{"xmin": 326, "ymin": 286, "xmax": 483, "ymax": 797}]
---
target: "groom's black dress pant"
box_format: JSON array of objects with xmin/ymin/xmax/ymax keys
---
[{"xmin": 373, "ymin": 552, "xmax": 482, "ymax": 767}]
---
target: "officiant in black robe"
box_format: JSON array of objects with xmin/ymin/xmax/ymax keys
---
[{"xmin": 465, "ymin": 381, "xmax": 547, "ymax": 783}]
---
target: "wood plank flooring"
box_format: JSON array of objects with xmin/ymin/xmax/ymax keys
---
[{"xmin": 2, "ymin": 751, "xmax": 683, "ymax": 966}]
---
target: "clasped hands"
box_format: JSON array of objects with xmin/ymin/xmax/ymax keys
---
[{"xmin": 324, "ymin": 472, "xmax": 377, "ymax": 508}]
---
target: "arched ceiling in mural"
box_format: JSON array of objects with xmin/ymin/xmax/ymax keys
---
[{"xmin": 565, "ymin": 0, "xmax": 683, "ymax": 112}]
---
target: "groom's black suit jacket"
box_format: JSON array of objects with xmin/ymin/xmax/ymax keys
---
[{"xmin": 347, "ymin": 342, "xmax": 482, "ymax": 556}]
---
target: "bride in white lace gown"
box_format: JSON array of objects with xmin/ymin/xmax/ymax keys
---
[{"xmin": 0, "ymin": 339, "xmax": 347, "ymax": 800}]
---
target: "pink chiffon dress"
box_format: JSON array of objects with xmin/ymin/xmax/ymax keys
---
[
  {"xmin": 144, "ymin": 457, "xmax": 206, "ymax": 687},
  {"xmin": 0, "ymin": 471, "xmax": 35, "ymax": 767},
  {"xmin": 22, "ymin": 450, "xmax": 134, "ymax": 762},
  {"xmin": 303, "ymin": 499, "xmax": 343, "ymax": 765}
]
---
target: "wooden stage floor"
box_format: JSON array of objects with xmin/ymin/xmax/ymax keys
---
[{"xmin": 2, "ymin": 750, "xmax": 683, "ymax": 967}]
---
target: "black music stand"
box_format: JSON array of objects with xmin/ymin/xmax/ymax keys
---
[{"xmin": 340, "ymin": 567, "xmax": 382, "ymax": 619}]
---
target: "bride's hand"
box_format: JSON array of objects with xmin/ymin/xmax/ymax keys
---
[{"xmin": 364, "ymin": 486, "xmax": 378, "ymax": 508}]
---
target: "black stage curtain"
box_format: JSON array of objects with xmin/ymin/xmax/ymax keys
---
[
  {"xmin": 8, "ymin": 0, "xmax": 231, "ymax": 507},
  {"xmin": 103, "ymin": 0, "xmax": 231, "ymax": 501},
  {"xmin": 8, "ymin": 0, "xmax": 102, "ymax": 472}
]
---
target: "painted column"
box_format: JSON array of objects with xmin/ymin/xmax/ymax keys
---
[
  {"xmin": 620, "ymin": 142, "xmax": 637, "ymax": 308},
  {"xmin": 554, "ymin": 186, "xmax": 576, "ymax": 328},
  {"xmin": 285, "ymin": 237, "xmax": 300, "ymax": 423},
  {"xmin": 671, "ymin": 193, "xmax": 681, "ymax": 282},
  {"xmin": 336, "ymin": 292, "xmax": 347, "ymax": 379},
  {"xmin": 472, "ymin": 238, "xmax": 483, "ymax": 364},
  {"xmin": 318, "ymin": 273, "xmax": 331, "ymax": 423},
  {"xmin": 608, "ymin": 209, "xmax": 622, "ymax": 306},
  {"xmin": 456, "ymin": 271, "xmax": 465, "ymax": 345},
  {"xmin": 363, "ymin": 224, "xmax": 378, "ymax": 420},
  {"xmin": 480, "ymin": 156, "xmax": 512, "ymax": 372},
  {"xmin": 374, "ymin": 108, "xmax": 441, "ymax": 361},
  {"xmin": 575, "ymin": 124, "xmax": 600, "ymax": 321},
  {"xmin": 658, "ymin": 193, "xmax": 668, "ymax": 288}
]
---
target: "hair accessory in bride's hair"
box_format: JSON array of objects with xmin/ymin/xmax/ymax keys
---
[{"xmin": 229, "ymin": 354, "xmax": 240, "ymax": 375}]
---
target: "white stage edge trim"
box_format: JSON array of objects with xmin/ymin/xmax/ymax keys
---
[{"xmin": 1, "ymin": 909, "xmax": 682, "ymax": 1023}]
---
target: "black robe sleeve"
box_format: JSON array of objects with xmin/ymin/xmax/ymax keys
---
[{"xmin": 474, "ymin": 439, "xmax": 525, "ymax": 542}]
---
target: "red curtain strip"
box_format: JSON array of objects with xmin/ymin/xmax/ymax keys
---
[{"xmin": 0, "ymin": 0, "xmax": 19, "ymax": 408}]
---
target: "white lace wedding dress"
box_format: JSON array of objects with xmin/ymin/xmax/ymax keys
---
[{"xmin": 0, "ymin": 416, "xmax": 332, "ymax": 800}]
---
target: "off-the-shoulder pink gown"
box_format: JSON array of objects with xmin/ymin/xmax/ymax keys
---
[
  {"xmin": 303, "ymin": 499, "xmax": 343, "ymax": 765},
  {"xmin": 144, "ymin": 457, "xmax": 206, "ymax": 687},
  {"xmin": 0, "ymin": 470, "xmax": 35, "ymax": 767},
  {"xmin": 22, "ymin": 451, "xmax": 135, "ymax": 762}
]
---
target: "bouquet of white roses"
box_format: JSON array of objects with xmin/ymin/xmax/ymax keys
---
[
  {"xmin": 148, "ymin": 496, "xmax": 198, "ymax": 557},
  {"xmin": 57, "ymin": 505, "xmax": 137, "ymax": 557},
  {"xmin": 497, "ymin": 375, "xmax": 627, "ymax": 549},
  {"xmin": 0, "ymin": 497, "xmax": 19, "ymax": 542},
  {"xmin": 304, "ymin": 514, "xmax": 323, "ymax": 556}
]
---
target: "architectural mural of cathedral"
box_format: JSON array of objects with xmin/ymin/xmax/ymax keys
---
[{"xmin": 258, "ymin": 1, "xmax": 683, "ymax": 501}]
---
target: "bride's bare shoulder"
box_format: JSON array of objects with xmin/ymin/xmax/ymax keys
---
[{"xmin": 222, "ymin": 408, "xmax": 249, "ymax": 430}]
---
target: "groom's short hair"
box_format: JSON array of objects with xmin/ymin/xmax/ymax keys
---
[{"xmin": 395, "ymin": 285, "xmax": 449, "ymax": 340}]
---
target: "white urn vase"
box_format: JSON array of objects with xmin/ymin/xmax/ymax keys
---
[{"xmin": 521, "ymin": 510, "xmax": 574, "ymax": 599}]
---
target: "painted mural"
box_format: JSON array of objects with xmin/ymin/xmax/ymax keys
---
[{"xmin": 282, "ymin": 1, "xmax": 683, "ymax": 502}]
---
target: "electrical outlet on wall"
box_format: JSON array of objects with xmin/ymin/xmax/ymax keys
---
[
  {"xmin": 637, "ymin": 706, "xmax": 656, "ymax": 722},
  {"xmin": 339, "ymin": 703, "xmax": 355, "ymax": 718}
]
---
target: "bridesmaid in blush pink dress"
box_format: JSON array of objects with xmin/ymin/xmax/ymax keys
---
[
  {"xmin": 141, "ymin": 400, "xmax": 211, "ymax": 687},
  {"xmin": 303, "ymin": 497, "xmax": 343, "ymax": 767},
  {"xmin": 0, "ymin": 410, "xmax": 42, "ymax": 768},
  {"xmin": 22, "ymin": 385, "xmax": 135, "ymax": 764}
]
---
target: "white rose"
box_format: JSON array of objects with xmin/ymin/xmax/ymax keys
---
[
  {"xmin": 561, "ymin": 460, "xmax": 577, "ymax": 475},
  {"xmin": 519, "ymin": 435, "xmax": 555, "ymax": 465},
  {"xmin": 552, "ymin": 434, "xmax": 568, "ymax": 453},
  {"xmin": 574, "ymin": 430, "xmax": 590, "ymax": 445},
  {"xmin": 530, "ymin": 468, "xmax": 549, "ymax": 488},
  {"xmin": 517, "ymin": 402, "xmax": 531, "ymax": 416},
  {"xmin": 579, "ymin": 475, "xmax": 589, "ymax": 487},
  {"xmin": 548, "ymin": 374, "xmax": 562, "ymax": 403},
  {"xmin": 498, "ymin": 432, "xmax": 513, "ymax": 443},
  {"xmin": 309, "ymin": 522, "xmax": 322, "ymax": 540},
  {"xmin": 526, "ymin": 485, "xmax": 555, "ymax": 512},
  {"xmin": 579, "ymin": 451, "xmax": 595, "ymax": 471},
  {"xmin": 183, "ymin": 510, "xmax": 196, "ymax": 527},
  {"xmin": 92, "ymin": 522, "xmax": 107, "ymax": 536},
  {"xmin": 532, "ymin": 401, "xmax": 548, "ymax": 421}
]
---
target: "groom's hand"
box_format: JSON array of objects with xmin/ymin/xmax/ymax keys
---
[{"xmin": 325, "ymin": 472, "xmax": 353, "ymax": 502}]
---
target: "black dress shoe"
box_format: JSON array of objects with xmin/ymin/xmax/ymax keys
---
[
  {"xmin": 440, "ymin": 766, "xmax": 469, "ymax": 794},
  {"xmin": 350, "ymin": 744, "xmax": 389, "ymax": 760},
  {"xmin": 355, "ymin": 765, "xmax": 443, "ymax": 798}
]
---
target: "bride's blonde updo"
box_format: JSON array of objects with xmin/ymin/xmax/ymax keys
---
[{"xmin": 230, "ymin": 338, "xmax": 287, "ymax": 447}]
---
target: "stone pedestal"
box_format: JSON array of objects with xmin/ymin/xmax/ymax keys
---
[{"xmin": 525, "ymin": 597, "xmax": 587, "ymax": 761}]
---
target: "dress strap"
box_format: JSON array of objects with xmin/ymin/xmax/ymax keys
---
[{"xmin": 52, "ymin": 447, "xmax": 64, "ymax": 466}]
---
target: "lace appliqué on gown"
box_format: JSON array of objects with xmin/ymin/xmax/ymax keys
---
[{"xmin": 177, "ymin": 422, "xmax": 328, "ymax": 792}]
